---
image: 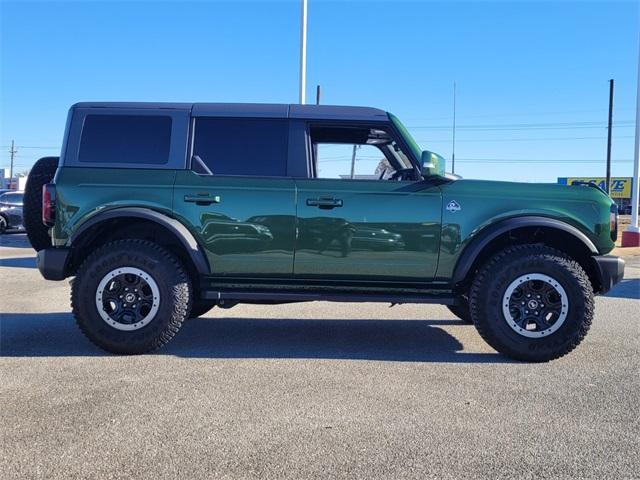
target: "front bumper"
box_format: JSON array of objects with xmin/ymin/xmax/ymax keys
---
[
  {"xmin": 593, "ymin": 255, "xmax": 625, "ymax": 294},
  {"xmin": 36, "ymin": 247, "xmax": 71, "ymax": 281}
]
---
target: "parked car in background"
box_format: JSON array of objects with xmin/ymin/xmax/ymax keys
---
[{"xmin": 0, "ymin": 191, "xmax": 25, "ymax": 234}]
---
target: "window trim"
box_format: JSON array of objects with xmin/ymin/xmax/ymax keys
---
[{"xmin": 304, "ymin": 120, "xmax": 421, "ymax": 181}]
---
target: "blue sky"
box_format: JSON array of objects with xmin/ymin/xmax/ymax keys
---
[{"xmin": 1, "ymin": 0, "xmax": 638, "ymax": 182}]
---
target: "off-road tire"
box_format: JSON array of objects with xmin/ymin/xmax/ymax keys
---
[
  {"xmin": 23, "ymin": 156, "xmax": 58, "ymax": 251},
  {"xmin": 190, "ymin": 300, "xmax": 216, "ymax": 318},
  {"xmin": 469, "ymin": 244, "xmax": 594, "ymax": 362},
  {"xmin": 447, "ymin": 296, "xmax": 472, "ymax": 323},
  {"xmin": 71, "ymin": 239, "xmax": 192, "ymax": 354}
]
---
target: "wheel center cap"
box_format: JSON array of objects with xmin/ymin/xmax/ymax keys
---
[
  {"xmin": 527, "ymin": 299, "xmax": 539, "ymax": 310},
  {"xmin": 124, "ymin": 293, "xmax": 136, "ymax": 303}
]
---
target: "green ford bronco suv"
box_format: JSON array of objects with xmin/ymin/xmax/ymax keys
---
[{"xmin": 25, "ymin": 102, "xmax": 624, "ymax": 361}]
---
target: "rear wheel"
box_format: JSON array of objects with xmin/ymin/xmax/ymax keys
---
[
  {"xmin": 469, "ymin": 244, "xmax": 594, "ymax": 362},
  {"xmin": 72, "ymin": 239, "xmax": 192, "ymax": 354},
  {"xmin": 23, "ymin": 156, "xmax": 58, "ymax": 251}
]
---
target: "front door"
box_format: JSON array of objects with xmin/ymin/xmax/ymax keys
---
[{"xmin": 294, "ymin": 123, "xmax": 442, "ymax": 281}]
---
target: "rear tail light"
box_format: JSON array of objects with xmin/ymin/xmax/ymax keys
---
[
  {"xmin": 42, "ymin": 183, "xmax": 56, "ymax": 227},
  {"xmin": 610, "ymin": 204, "xmax": 618, "ymax": 242}
]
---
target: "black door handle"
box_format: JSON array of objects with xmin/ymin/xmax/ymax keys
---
[
  {"xmin": 306, "ymin": 197, "xmax": 343, "ymax": 209},
  {"xmin": 184, "ymin": 194, "xmax": 221, "ymax": 205}
]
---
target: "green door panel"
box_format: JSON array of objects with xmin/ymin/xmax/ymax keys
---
[
  {"xmin": 294, "ymin": 179, "xmax": 442, "ymax": 280},
  {"xmin": 173, "ymin": 171, "xmax": 296, "ymax": 276},
  {"xmin": 53, "ymin": 167, "xmax": 176, "ymax": 245}
]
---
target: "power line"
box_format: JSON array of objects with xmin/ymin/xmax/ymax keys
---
[
  {"xmin": 0, "ymin": 145, "xmax": 59, "ymax": 149},
  {"xmin": 400, "ymin": 107, "xmax": 636, "ymax": 123},
  {"xmin": 420, "ymin": 135, "xmax": 635, "ymax": 143},
  {"xmin": 455, "ymin": 158, "xmax": 633, "ymax": 163},
  {"xmin": 407, "ymin": 120, "xmax": 634, "ymax": 130}
]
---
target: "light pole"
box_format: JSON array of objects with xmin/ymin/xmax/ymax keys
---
[
  {"xmin": 299, "ymin": 0, "xmax": 308, "ymax": 105},
  {"xmin": 622, "ymin": 36, "xmax": 640, "ymax": 247}
]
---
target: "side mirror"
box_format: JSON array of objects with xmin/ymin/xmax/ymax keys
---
[{"xmin": 421, "ymin": 150, "xmax": 446, "ymax": 177}]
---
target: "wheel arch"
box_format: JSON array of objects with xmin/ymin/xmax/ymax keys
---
[
  {"xmin": 67, "ymin": 207, "xmax": 210, "ymax": 279},
  {"xmin": 452, "ymin": 216, "xmax": 602, "ymax": 292}
]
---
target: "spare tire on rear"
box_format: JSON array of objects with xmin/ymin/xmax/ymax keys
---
[{"xmin": 24, "ymin": 156, "xmax": 58, "ymax": 251}]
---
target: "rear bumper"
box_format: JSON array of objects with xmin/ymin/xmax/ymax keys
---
[
  {"xmin": 593, "ymin": 255, "xmax": 625, "ymax": 294},
  {"xmin": 36, "ymin": 247, "xmax": 71, "ymax": 281}
]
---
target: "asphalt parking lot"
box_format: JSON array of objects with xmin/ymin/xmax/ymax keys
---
[{"xmin": 1, "ymin": 233, "xmax": 638, "ymax": 479}]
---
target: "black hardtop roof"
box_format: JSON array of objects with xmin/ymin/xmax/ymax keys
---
[{"xmin": 72, "ymin": 102, "xmax": 389, "ymax": 121}]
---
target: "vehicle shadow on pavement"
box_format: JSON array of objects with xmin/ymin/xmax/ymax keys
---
[
  {"xmin": 0, "ymin": 256, "xmax": 36, "ymax": 268},
  {"xmin": 605, "ymin": 278, "xmax": 640, "ymax": 300},
  {"xmin": 0, "ymin": 313, "xmax": 512, "ymax": 363}
]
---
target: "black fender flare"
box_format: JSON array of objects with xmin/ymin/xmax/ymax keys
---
[
  {"xmin": 451, "ymin": 216, "xmax": 598, "ymax": 285},
  {"xmin": 69, "ymin": 207, "xmax": 210, "ymax": 275}
]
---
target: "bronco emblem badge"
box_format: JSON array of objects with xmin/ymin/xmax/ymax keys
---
[{"xmin": 446, "ymin": 200, "xmax": 462, "ymax": 212}]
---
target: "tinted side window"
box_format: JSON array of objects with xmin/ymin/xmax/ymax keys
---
[
  {"xmin": 78, "ymin": 114, "xmax": 172, "ymax": 164},
  {"xmin": 193, "ymin": 118, "xmax": 288, "ymax": 176}
]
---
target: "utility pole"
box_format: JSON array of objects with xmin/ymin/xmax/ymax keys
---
[
  {"xmin": 606, "ymin": 79, "xmax": 614, "ymax": 193},
  {"xmin": 316, "ymin": 85, "xmax": 321, "ymax": 105},
  {"xmin": 452, "ymin": 81, "xmax": 457, "ymax": 174},
  {"xmin": 622, "ymin": 38, "xmax": 640, "ymax": 246},
  {"xmin": 9, "ymin": 140, "xmax": 16, "ymax": 189},
  {"xmin": 298, "ymin": 0, "xmax": 308, "ymax": 104}
]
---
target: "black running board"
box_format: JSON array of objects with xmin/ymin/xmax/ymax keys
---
[{"xmin": 201, "ymin": 290, "xmax": 456, "ymax": 305}]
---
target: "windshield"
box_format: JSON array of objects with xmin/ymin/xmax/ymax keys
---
[{"xmin": 388, "ymin": 113, "xmax": 422, "ymax": 162}]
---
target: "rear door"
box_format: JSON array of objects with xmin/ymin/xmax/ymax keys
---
[
  {"xmin": 173, "ymin": 115, "xmax": 296, "ymax": 277},
  {"xmin": 293, "ymin": 122, "xmax": 442, "ymax": 281}
]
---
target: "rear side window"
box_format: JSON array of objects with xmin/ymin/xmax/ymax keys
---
[
  {"xmin": 192, "ymin": 118, "xmax": 288, "ymax": 176},
  {"xmin": 78, "ymin": 114, "xmax": 172, "ymax": 164}
]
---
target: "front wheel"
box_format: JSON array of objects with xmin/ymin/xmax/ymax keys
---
[
  {"xmin": 469, "ymin": 245, "xmax": 594, "ymax": 362},
  {"xmin": 72, "ymin": 239, "xmax": 193, "ymax": 354}
]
